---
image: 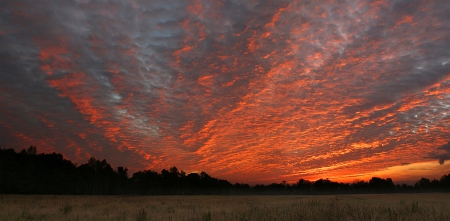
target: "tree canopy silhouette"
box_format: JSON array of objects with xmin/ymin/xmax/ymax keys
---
[{"xmin": 1, "ymin": 146, "xmax": 449, "ymax": 195}]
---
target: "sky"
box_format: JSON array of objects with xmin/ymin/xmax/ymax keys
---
[{"xmin": 1, "ymin": 0, "xmax": 450, "ymax": 185}]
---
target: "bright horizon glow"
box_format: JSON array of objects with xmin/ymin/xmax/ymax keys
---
[{"xmin": 326, "ymin": 161, "xmax": 450, "ymax": 185}]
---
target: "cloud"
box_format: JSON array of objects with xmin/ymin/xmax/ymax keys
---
[
  {"xmin": 429, "ymin": 142, "xmax": 450, "ymax": 165},
  {"xmin": 1, "ymin": 0, "xmax": 450, "ymax": 183}
]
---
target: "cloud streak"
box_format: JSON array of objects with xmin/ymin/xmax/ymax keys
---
[{"xmin": 1, "ymin": 0, "xmax": 450, "ymax": 183}]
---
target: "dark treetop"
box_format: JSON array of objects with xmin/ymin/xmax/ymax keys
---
[{"xmin": 1, "ymin": 146, "xmax": 449, "ymax": 195}]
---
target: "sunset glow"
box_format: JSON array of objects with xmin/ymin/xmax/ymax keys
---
[{"xmin": 1, "ymin": 0, "xmax": 450, "ymax": 184}]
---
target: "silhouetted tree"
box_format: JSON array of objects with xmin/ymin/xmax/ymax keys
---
[
  {"xmin": 351, "ymin": 180, "xmax": 369, "ymax": 193},
  {"xmin": 313, "ymin": 179, "xmax": 340, "ymax": 194},
  {"xmin": 2, "ymin": 146, "xmax": 450, "ymax": 195},
  {"xmin": 78, "ymin": 158, "xmax": 117, "ymax": 194},
  {"xmin": 294, "ymin": 179, "xmax": 312, "ymax": 194},
  {"xmin": 116, "ymin": 167, "xmax": 129, "ymax": 194},
  {"xmin": 130, "ymin": 170, "xmax": 160, "ymax": 195},
  {"xmin": 440, "ymin": 174, "xmax": 450, "ymax": 191},
  {"xmin": 369, "ymin": 177, "xmax": 395, "ymax": 193},
  {"xmin": 415, "ymin": 178, "xmax": 431, "ymax": 191},
  {"xmin": 186, "ymin": 173, "xmax": 201, "ymax": 194}
]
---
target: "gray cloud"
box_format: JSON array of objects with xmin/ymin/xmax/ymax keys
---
[
  {"xmin": 1, "ymin": 0, "xmax": 450, "ymax": 183},
  {"xmin": 429, "ymin": 142, "xmax": 450, "ymax": 165}
]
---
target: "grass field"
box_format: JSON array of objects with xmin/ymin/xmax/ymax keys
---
[{"xmin": 1, "ymin": 193, "xmax": 449, "ymax": 221}]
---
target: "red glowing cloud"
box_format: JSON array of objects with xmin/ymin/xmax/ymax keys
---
[{"xmin": 1, "ymin": 0, "xmax": 450, "ymax": 184}]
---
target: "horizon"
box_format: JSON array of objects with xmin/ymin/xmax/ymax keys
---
[
  {"xmin": 1, "ymin": 0, "xmax": 450, "ymax": 185},
  {"xmin": 4, "ymin": 146, "xmax": 449, "ymax": 186}
]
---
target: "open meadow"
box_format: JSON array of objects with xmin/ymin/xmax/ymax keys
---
[{"xmin": 0, "ymin": 193, "xmax": 449, "ymax": 221}]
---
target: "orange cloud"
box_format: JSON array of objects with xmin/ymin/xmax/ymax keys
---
[{"xmin": 2, "ymin": 0, "xmax": 450, "ymax": 185}]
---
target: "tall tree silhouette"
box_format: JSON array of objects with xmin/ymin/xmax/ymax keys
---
[{"xmin": 78, "ymin": 158, "xmax": 117, "ymax": 194}]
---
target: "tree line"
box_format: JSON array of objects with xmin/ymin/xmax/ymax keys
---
[{"xmin": 1, "ymin": 146, "xmax": 449, "ymax": 195}]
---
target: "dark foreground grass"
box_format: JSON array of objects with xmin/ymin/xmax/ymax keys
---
[{"xmin": 0, "ymin": 193, "xmax": 449, "ymax": 221}]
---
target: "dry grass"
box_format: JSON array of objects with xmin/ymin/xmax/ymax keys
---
[{"xmin": 0, "ymin": 193, "xmax": 449, "ymax": 221}]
